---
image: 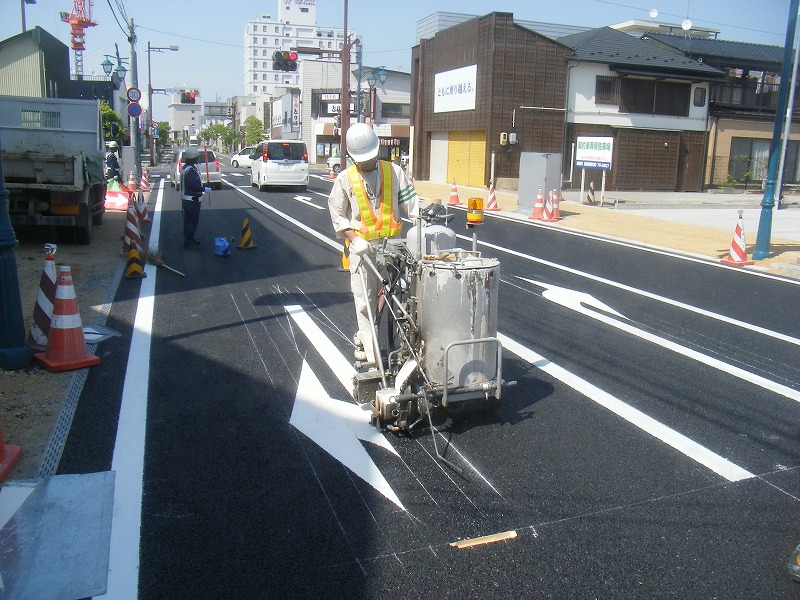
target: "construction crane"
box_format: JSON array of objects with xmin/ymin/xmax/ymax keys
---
[{"xmin": 59, "ymin": 1, "xmax": 97, "ymax": 77}]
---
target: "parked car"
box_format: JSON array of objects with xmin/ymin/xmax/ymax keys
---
[
  {"xmin": 250, "ymin": 140, "xmax": 309, "ymax": 191},
  {"xmin": 327, "ymin": 152, "xmax": 353, "ymax": 173},
  {"xmin": 171, "ymin": 147, "xmax": 222, "ymax": 190},
  {"xmin": 230, "ymin": 146, "xmax": 256, "ymax": 168}
]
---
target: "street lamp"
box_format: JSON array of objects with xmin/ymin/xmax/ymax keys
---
[
  {"xmin": 147, "ymin": 42, "xmax": 179, "ymax": 166},
  {"xmin": 366, "ymin": 66, "xmax": 387, "ymax": 122},
  {"xmin": 21, "ymin": 0, "xmax": 36, "ymax": 33}
]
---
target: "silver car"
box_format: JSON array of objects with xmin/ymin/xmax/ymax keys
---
[
  {"xmin": 171, "ymin": 147, "xmax": 222, "ymax": 190},
  {"xmin": 230, "ymin": 146, "xmax": 256, "ymax": 168},
  {"xmin": 250, "ymin": 140, "xmax": 309, "ymax": 191}
]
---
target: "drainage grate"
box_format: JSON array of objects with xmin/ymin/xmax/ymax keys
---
[{"xmin": 36, "ymin": 259, "xmax": 126, "ymax": 478}]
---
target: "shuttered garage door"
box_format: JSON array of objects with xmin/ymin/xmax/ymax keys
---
[{"xmin": 447, "ymin": 130, "xmax": 486, "ymax": 188}]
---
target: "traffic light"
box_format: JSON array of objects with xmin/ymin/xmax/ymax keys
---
[
  {"xmin": 180, "ymin": 90, "xmax": 196, "ymax": 104},
  {"xmin": 272, "ymin": 50, "xmax": 298, "ymax": 72}
]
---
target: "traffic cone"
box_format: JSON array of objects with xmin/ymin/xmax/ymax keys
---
[
  {"xmin": 329, "ymin": 168, "xmax": 336, "ymax": 180},
  {"xmin": 448, "ymin": 179, "xmax": 460, "ymax": 206},
  {"xmin": 551, "ymin": 189, "xmax": 563, "ymax": 221},
  {"xmin": 104, "ymin": 178, "xmax": 129, "ymax": 211},
  {"xmin": 529, "ymin": 187, "xmax": 545, "ymax": 220},
  {"xmin": 34, "ymin": 265, "xmax": 101, "ymax": 372},
  {"xmin": 586, "ymin": 180, "xmax": 596, "ymax": 205},
  {"xmin": 486, "ymin": 181, "xmax": 499, "ymax": 211},
  {"xmin": 26, "ymin": 243, "xmax": 58, "ymax": 351},
  {"xmin": 120, "ymin": 198, "xmax": 142, "ymax": 258},
  {"xmin": 720, "ymin": 210, "xmax": 755, "ymax": 266},
  {"xmin": 238, "ymin": 217, "xmax": 257, "ymax": 249},
  {"xmin": 340, "ymin": 238, "xmax": 350, "ymax": 271},
  {"xmin": 0, "ymin": 424, "xmax": 22, "ymax": 483},
  {"xmin": 140, "ymin": 169, "xmax": 151, "ymax": 195},
  {"xmin": 124, "ymin": 242, "xmax": 147, "ymax": 279},
  {"xmin": 539, "ymin": 190, "xmax": 556, "ymax": 222},
  {"xmin": 126, "ymin": 171, "xmax": 137, "ymax": 196},
  {"xmin": 136, "ymin": 190, "xmax": 150, "ymax": 223}
]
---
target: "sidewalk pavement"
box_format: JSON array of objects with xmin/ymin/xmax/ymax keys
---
[{"xmin": 411, "ymin": 180, "xmax": 800, "ymax": 280}]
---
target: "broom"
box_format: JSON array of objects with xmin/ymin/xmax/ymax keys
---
[{"xmin": 146, "ymin": 247, "xmax": 186, "ymax": 277}]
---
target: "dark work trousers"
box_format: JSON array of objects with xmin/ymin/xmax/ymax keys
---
[{"xmin": 182, "ymin": 199, "xmax": 201, "ymax": 248}]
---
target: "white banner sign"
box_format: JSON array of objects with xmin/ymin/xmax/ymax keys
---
[
  {"xmin": 292, "ymin": 94, "xmax": 300, "ymax": 128},
  {"xmin": 576, "ymin": 136, "xmax": 613, "ymax": 170},
  {"xmin": 434, "ymin": 64, "xmax": 477, "ymax": 114}
]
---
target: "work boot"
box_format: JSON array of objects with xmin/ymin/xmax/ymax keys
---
[{"xmin": 353, "ymin": 335, "xmax": 367, "ymax": 362}]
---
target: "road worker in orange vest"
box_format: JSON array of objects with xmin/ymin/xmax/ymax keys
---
[{"xmin": 328, "ymin": 123, "xmax": 419, "ymax": 364}]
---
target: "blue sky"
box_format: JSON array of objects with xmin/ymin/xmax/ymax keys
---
[{"xmin": 2, "ymin": 0, "xmax": 793, "ymax": 120}]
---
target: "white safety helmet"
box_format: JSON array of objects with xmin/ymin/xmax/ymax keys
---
[
  {"xmin": 107, "ymin": 141, "xmax": 118, "ymax": 150},
  {"xmin": 346, "ymin": 123, "xmax": 379, "ymax": 163}
]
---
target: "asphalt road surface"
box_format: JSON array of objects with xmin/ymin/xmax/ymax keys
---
[{"xmin": 54, "ymin": 164, "xmax": 800, "ymax": 599}]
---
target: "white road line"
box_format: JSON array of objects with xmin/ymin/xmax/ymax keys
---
[
  {"xmin": 99, "ymin": 183, "xmax": 163, "ymax": 599},
  {"xmin": 285, "ymin": 305, "xmax": 355, "ymax": 397},
  {"xmin": 499, "ymin": 333, "xmax": 755, "ymax": 483},
  {"xmin": 525, "ymin": 277, "xmax": 800, "ymax": 403},
  {"xmin": 461, "ymin": 234, "xmax": 800, "ymax": 347}
]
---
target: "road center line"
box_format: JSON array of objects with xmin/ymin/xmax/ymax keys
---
[{"xmin": 498, "ymin": 333, "xmax": 755, "ymax": 483}]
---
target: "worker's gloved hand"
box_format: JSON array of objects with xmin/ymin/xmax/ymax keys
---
[{"xmin": 349, "ymin": 236, "xmax": 370, "ymax": 256}]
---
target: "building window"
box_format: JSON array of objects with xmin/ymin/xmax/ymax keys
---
[
  {"xmin": 381, "ymin": 103, "xmax": 410, "ymax": 119},
  {"xmin": 253, "ymin": 62, "xmax": 258, "ymax": 69},
  {"xmin": 728, "ymin": 137, "xmax": 773, "ymax": 183},
  {"xmin": 619, "ymin": 78, "xmax": 690, "ymax": 117},
  {"xmin": 595, "ymin": 76, "xmax": 620, "ymax": 105},
  {"xmin": 693, "ymin": 87, "xmax": 707, "ymax": 107}
]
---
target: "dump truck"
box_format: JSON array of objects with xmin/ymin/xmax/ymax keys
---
[{"xmin": 0, "ymin": 96, "xmax": 106, "ymax": 244}]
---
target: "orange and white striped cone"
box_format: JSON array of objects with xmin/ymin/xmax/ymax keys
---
[
  {"xmin": 34, "ymin": 265, "xmax": 101, "ymax": 372},
  {"xmin": 26, "ymin": 243, "xmax": 57, "ymax": 352},
  {"xmin": 104, "ymin": 177, "xmax": 129, "ymax": 211},
  {"xmin": 486, "ymin": 181, "xmax": 499, "ymax": 211},
  {"xmin": 448, "ymin": 179, "xmax": 461, "ymax": 206},
  {"xmin": 540, "ymin": 190, "xmax": 556, "ymax": 222},
  {"xmin": 551, "ymin": 189, "xmax": 563, "ymax": 221},
  {"xmin": 126, "ymin": 171, "xmax": 137, "ymax": 198},
  {"xmin": 329, "ymin": 168, "xmax": 336, "ymax": 180},
  {"xmin": 529, "ymin": 187, "xmax": 545, "ymax": 220},
  {"xmin": 720, "ymin": 210, "xmax": 755, "ymax": 266},
  {"xmin": 136, "ymin": 190, "xmax": 150, "ymax": 223},
  {"xmin": 140, "ymin": 169, "xmax": 151, "ymax": 195},
  {"xmin": 120, "ymin": 198, "xmax": 142, "ymax": 258}
]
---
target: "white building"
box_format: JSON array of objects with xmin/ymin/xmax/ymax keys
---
[
  {"xmin": 244, "ymin": 0, "xmax": 351, "ymax": 98},
  {"xmin": 167, "ymin": 90, "xmax": 203, "ymax": 143}
]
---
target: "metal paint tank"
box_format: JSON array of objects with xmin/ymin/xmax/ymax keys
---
[{"xmin": 417, "ymin": 252, "xmax": 499, "ymax": 388}]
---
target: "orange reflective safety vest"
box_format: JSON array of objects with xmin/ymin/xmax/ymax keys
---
[{"xmin": 346, "ymin": 161, "xmax": 401, "ymax": 241}]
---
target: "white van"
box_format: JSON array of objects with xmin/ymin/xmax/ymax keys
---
[
  {"xmin": 250, "ymin": 140, "xmax": 309, "ymax": 191},
  {"xmin": 188, "ymin": 135, "xmax": 199, "ymax": 147}
]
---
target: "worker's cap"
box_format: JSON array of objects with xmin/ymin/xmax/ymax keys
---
[{"xmin": 183, "ymin": 147, "xmax": 200, "ymax": 161}]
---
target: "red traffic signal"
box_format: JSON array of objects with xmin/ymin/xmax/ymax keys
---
[
  {"xmin": 272, "ymin": 50, "xmax": 298, "ymax": 72},
  {"xmin": 180, "ymin": 90, "xmax": 196, "ymax": 104}
]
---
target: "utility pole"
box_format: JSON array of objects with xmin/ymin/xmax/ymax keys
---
[
  {"xmin": 753, "ymin": 0, "xmax": 799, "ymax": 259},
  {"xmin": 340, "ymin": 0, "xmax": 349, "ymax": 172},
  {"xmin": 128, "ymin": 17, "xmax": 141, "ymax": 183}
]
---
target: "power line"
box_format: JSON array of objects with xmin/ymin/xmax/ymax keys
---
[{"xmin": 138, "ymin": 26, "xmax": 243, "ymax": 48}]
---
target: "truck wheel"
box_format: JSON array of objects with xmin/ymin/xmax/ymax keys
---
[
  {"xmin": 92, "ymin": 185, "xmax": 105, "ymax": 225},
  {"xmin": 75, "ymin": 202, "xmax": 93, "ymax": 245}
]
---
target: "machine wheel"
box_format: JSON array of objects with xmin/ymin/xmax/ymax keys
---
[{"xmin": 332, "ymin": 163, "xmax": 342, "ymax": 174}]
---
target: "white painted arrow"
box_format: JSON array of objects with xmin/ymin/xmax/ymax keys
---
[
  {"xmin": 290, "ymin": 359, "xmax": 405, "ymax": 511},
  {"xmin": 519, "ymin": 277, "xmax": 800, "ymax": 403},
  {"xmin": 293, "ymin": 195, "xmax": 324, "ymax": 210}
]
